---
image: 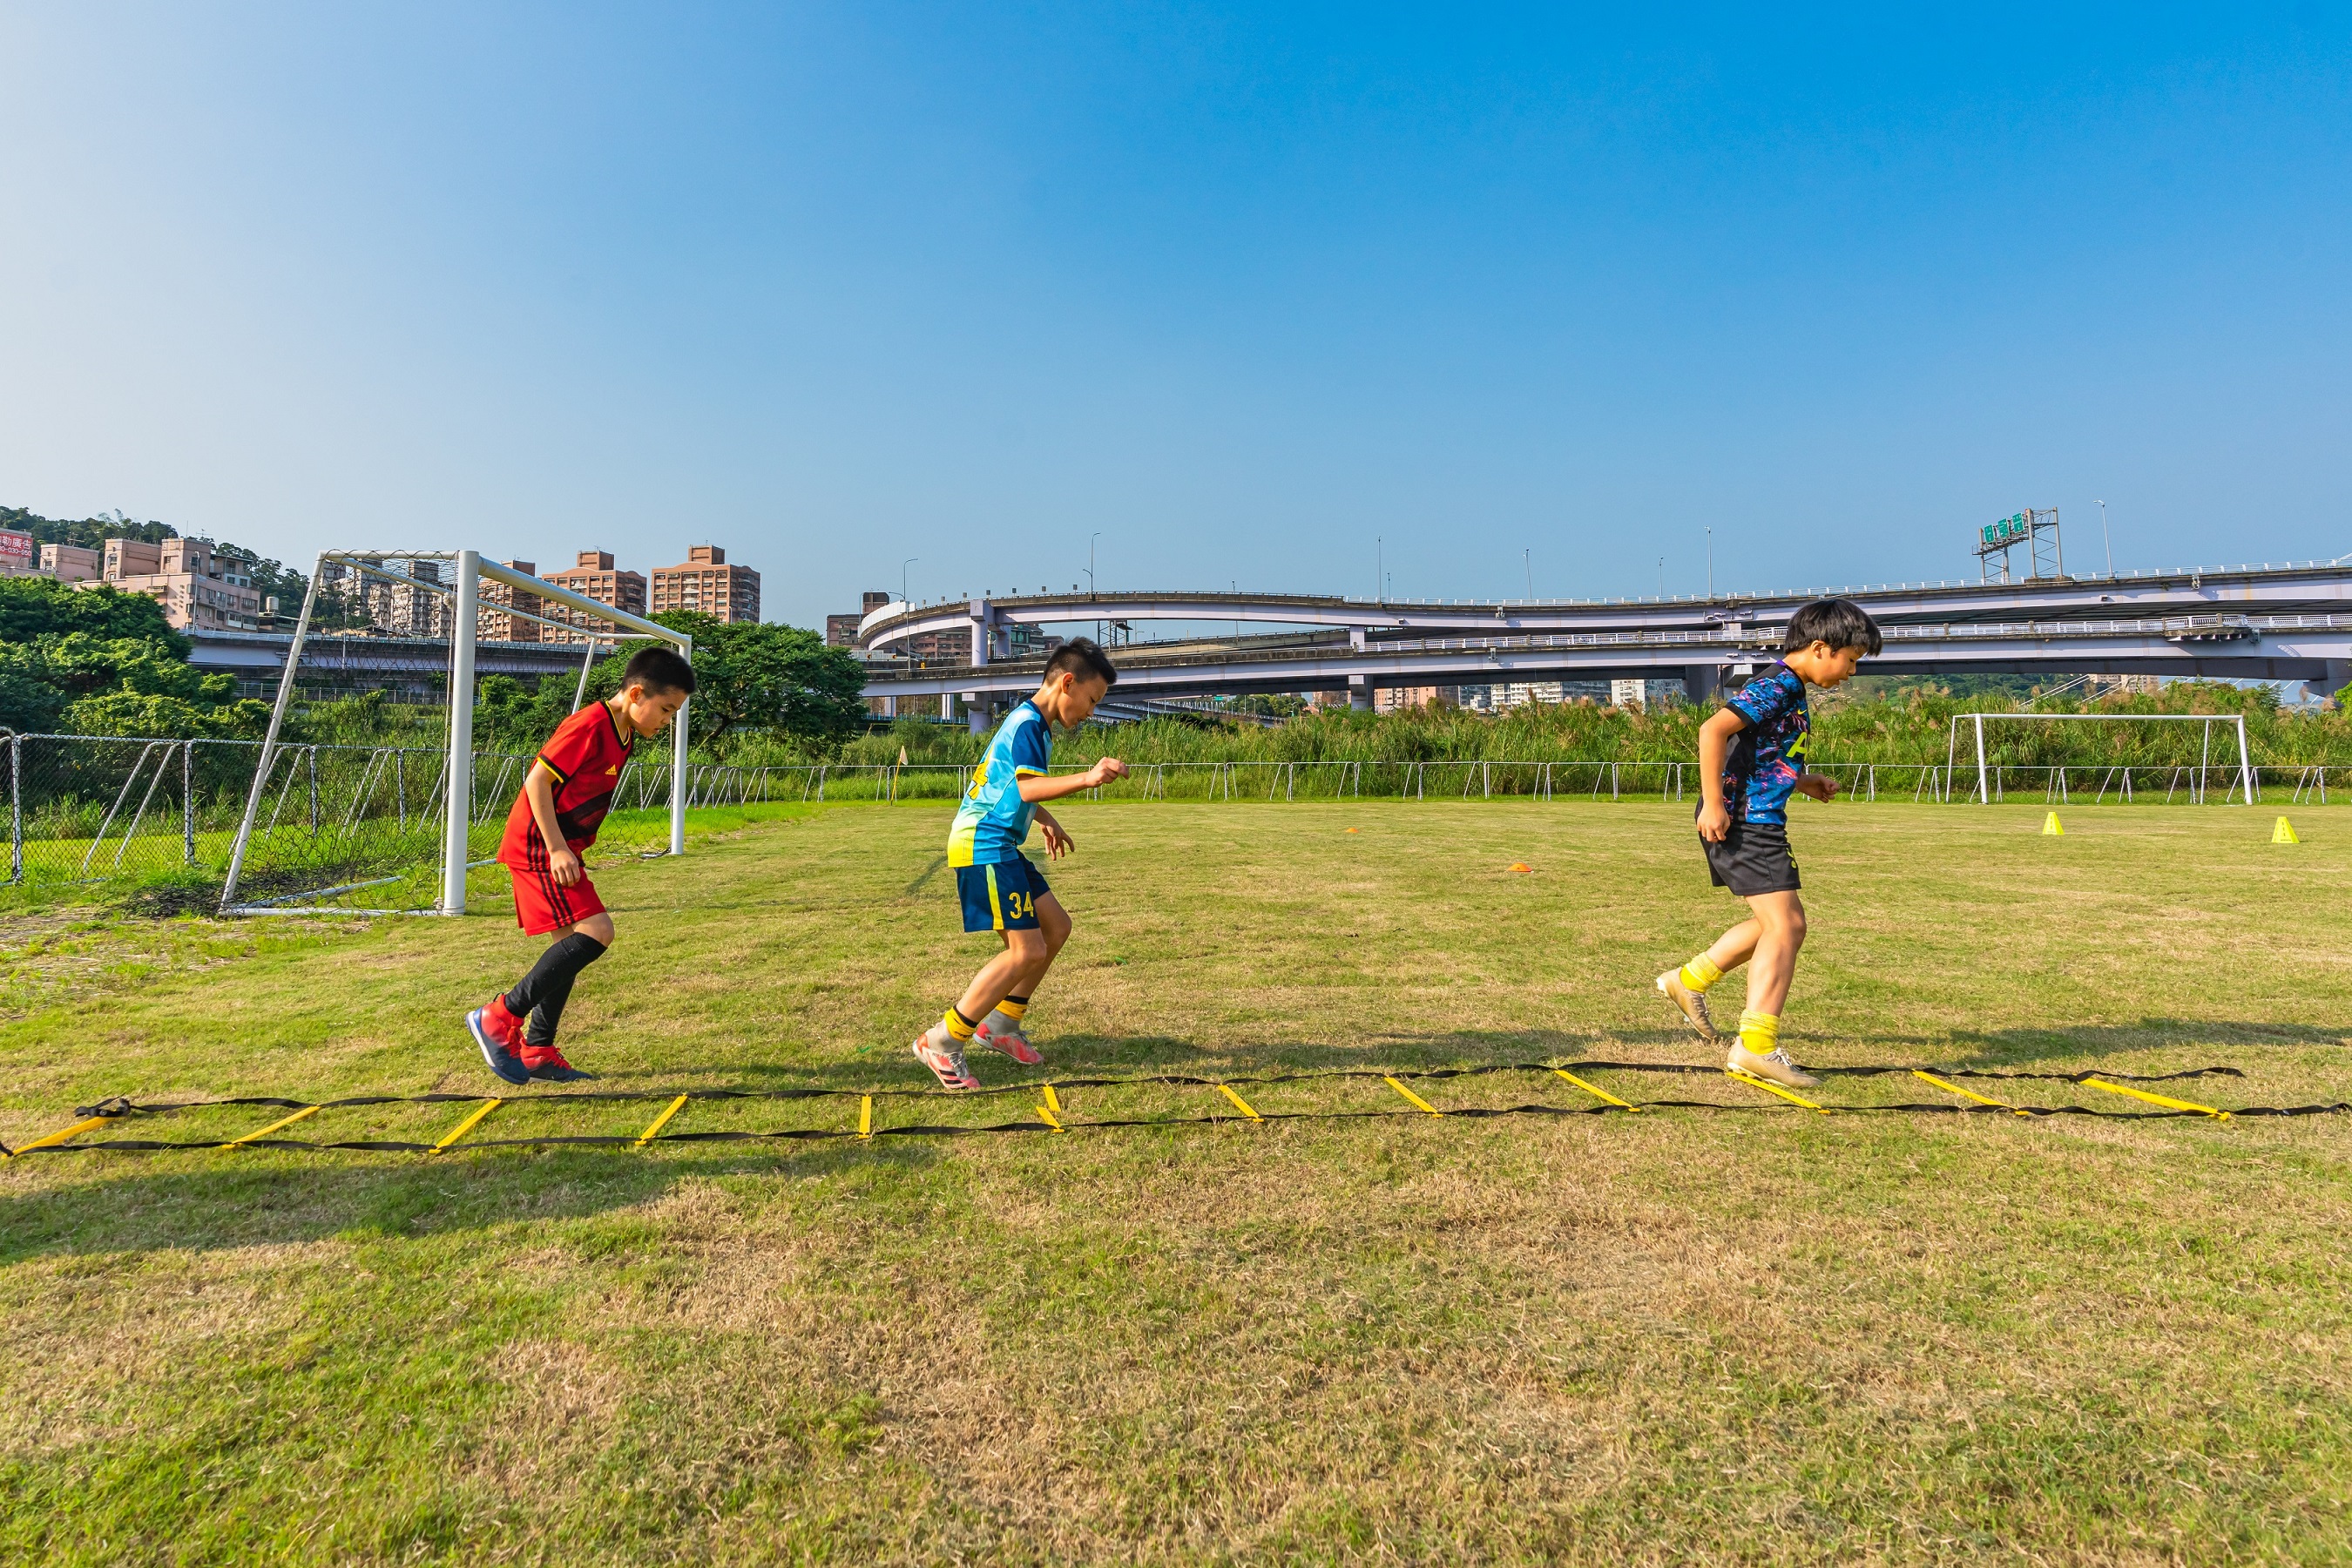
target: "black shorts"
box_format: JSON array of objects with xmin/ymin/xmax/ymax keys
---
[{"xmin": 1700, "ymin": 817, "xmax": 1801, "ymax": 896}]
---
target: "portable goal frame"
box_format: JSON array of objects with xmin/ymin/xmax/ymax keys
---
[
  {"xmin": 1945, "ymin": 711, "xmax": 2255, "ymax": 806},
  {"xmin": 219, "ymin": 551, "xmax": 693, "ymax": 916}
]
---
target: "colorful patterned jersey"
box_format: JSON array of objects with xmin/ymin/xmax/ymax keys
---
[
  {"xmin": 1720, "ymin": 662, "xmax": 1811, "ymax": 825},
  {"xmin": 949, "ymin": 700, "xmax": 1052, "ymax": 866},
  {"xmin": 499, "ymin": 701, "xmax": 636, "ymax": 865}
]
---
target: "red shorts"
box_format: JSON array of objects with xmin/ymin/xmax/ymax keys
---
[{"xmin": 506, "ymin": 858, "xmax": 607, "ymax": 936}]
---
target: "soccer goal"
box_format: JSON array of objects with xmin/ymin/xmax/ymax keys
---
[
  {"xmin": 217, "ymin": 551, "xmax": 693, "ymax": 916},
  {"xmin": 1945, "ymin": 711, "xmax": 2256, "ymax": 806}
]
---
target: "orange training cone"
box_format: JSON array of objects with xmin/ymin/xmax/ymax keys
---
[{"xmin": 1509, "ymin": 862, "xmax": 1532, "ymax": 874}]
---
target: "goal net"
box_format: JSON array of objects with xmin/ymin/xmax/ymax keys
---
[
  {"xmin": 218, "ymin": 551, "xmax": 693, "ymax": 916},
  {"xmin": 1947, "ymin": 711, "xmax": 2258, "ymax": 805}
]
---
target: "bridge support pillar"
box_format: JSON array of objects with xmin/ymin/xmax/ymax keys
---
[
  {"xmin": 2307, "ymin": 660, "xmax": 2352, "ymax": 705},
  {"xmin": 1681, "ymin": 665, "xmax": 1721, "ymax": 706},
  {"xmin": 1348, "ymin": 676, "xmax": 1374, "ymax": 712},
  {"xmin": 963, "ymin": 693, "xmax": 990, "ymax": 735}
]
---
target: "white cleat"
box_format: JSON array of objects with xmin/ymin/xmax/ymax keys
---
[
  {"xmin": 1655, "ymin": 970, "xmax": 1719, "ymax": 1043},
  {"xmin": 1727, "ymin": 1043, "xmax": 1820, "ymax": 1089}
]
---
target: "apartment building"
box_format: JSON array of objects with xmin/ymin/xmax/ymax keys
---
[
  {"xmin": 828, "ymin": 591, "xmax": 891, "ymax": 647},
  {"xmin": 650, "ymin": 545, "xmax": 760, "ymax": 623},
  {"xmin": 41, "ymin": 544, "xmax": 103, "ymax": 584},
  {"xmin": 86, "ymin": 536, "xmax": 265, "ymax": 632},
  {"xmin": 476, "ymin": 560, "xmax": 544, "ymax": 644},
  {"xmin": 540, "ymin": 551, "xmax": 647, "ymax": 643}
]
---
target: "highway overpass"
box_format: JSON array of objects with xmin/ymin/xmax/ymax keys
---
[{"xmin": 852, "ymin": 559, "xmax": 2352, "ymax": 725}]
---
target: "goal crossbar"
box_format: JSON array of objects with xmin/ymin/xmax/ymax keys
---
[
  {"xmin": 1945, "ymin": 711, "xmax": 2254, "ymax": 805},
  {"xmin": 220, "ymin": 551, "xmax": 694, "ymax": 916}
]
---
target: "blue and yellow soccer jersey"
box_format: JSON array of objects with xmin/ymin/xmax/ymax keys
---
[
  {"xmin": 1720, "ymin": 662, "xmax": 1810, "ymax": 825},
  {"xmin": 949, "ymin": 700, "xmax": 1052, "ymax": 866}
]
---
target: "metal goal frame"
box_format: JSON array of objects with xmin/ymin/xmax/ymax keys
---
[
  {"xmin": 1946, "ymin": 711, "xmax": 2254, "ymax": 806},
  {"xmin": 219, "ymin": 551, "xmax": 693, "ymax": 916}
]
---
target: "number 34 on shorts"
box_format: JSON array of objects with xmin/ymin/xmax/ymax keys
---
[{"xmin": 956, "ymin": 858, "xmax": 1053, "ymax": 932}]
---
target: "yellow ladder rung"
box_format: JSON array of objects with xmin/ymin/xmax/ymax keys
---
[
  {"xmin": 1551, "ymin": 1067, "xmax": 1638, "ymax": 1111},
  {"xmin": 222, "ymin": 1105, "xmax": 320, "ymax": 1148},
  {"xmin": 1041, "ymin": 1084, "xmax": 1063, "ymax": 1114},
  {"xmin": 1216, "ymin": 1083, "xmax": 1263, "ymax": 1121},
  {"xmin": 429, "ymin": 1098, "xmax": 503, "ymax": 1153},
  {"xmin": 5, "ymin": 1113, "xmax": 118, "ymax": 1158},
  {"xmin": 1034, "ymin": 1103, "xmax": 1064, "ymax": 1132},
  {"xmin": 1912, "ymin": 1070, "xmax": 2024, "ymax": 1114},
  {"xmin": 634, "ymin": 1094, "xmax": 689, "ymax": 1147},
  {"xmin": 1383, "ymin": 1076, "xmax": 1444, "ymax": 1116},
  {"xmin": 1725, "ymin": 1069, "xmax": 1828, "ymax": 1113},
  {"xmin": 858, "ymin": 1095, "xmax": 873, "ymax": 1140},
  {"xmin": 2081, "ymin": 1078, "xmax": 2229, "ymax": 1119}
]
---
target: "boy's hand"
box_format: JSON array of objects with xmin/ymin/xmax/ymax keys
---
[
  {"xmin": 1084, "ymin": 757, "xmax": 1129, "ymax": 788},
  {"xmin": 1794, "ymin": 773, "xmax": 1839, "ymax": 802},
  {"xmin": 1696, "ymin": 801, "xmax": 1732, "ymax": 841},
  {"xmin": 549, "ymin": 846, "xmax": 585, "ymax": 886},
  {"xmin": 1038, "ymin": 817, "xmax": 1074, "ymax": 857}
]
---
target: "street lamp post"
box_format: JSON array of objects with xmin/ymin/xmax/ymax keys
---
[
  {"xmin": 2096, "ymin": 500, "xmax": 2112, "ymax": 577},
  {"xmin": 1706, "ymin": 528, "xmax": 1714, "ymax": 599},
  {"xmin": 901, "ymin": 558, "xmax": 917, "ymax": 605},
  {"xmin": 1089, "ymin": 531, "xmax": 1100, "ymax": 596}
]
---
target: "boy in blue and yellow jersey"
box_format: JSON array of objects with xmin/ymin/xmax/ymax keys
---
[
  {"xmin": 914, "ymin": 639, "xmax": 1128, "ymax": 1090},
  {"xmin": 1654, "ymin": 598, "xmax": 1882, "ymax": 1088}
]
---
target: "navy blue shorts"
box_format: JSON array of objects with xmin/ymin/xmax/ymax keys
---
[{"xmin": 956, "ymin": 858, "xmax": 1051, "ymax": 932}]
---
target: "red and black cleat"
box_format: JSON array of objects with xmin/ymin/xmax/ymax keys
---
[
  {"xmin": 520, "ymin": 1045, "xmax": 598, "ymax": 1083},
  {"xmin": 467, "ymin": 997, "xmax": 531, "ymax": 1086}
]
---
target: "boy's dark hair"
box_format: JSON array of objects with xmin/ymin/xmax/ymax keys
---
[
  {"xmin": 1044, "ymin": 636, "xmax": 1118, "ymax": 689},
  {"xmin": 621, "ymin": 645, "xmax": 697, "ymax": 697},
  {"xmin": 1783, "ymin": 597, "xmax": 1882, "ymax": 656}
]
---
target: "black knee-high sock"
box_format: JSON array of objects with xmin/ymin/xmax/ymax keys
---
[
  {"xmin": 525, "ymin": 970, "xmax": 579, "ymax": 1049},
  {"xmin": 505, "ymin": 933, "xmax": 607, "ymax": 1044}
]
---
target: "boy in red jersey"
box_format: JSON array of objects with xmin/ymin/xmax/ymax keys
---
[{"xmin": 465, "ymin": 645, "xmax": 694, "ymax": 1085}]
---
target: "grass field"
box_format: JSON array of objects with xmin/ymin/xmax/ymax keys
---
[{"xmin": 3, "ymin": 800, "xmax": 2350, "ymax": 1565}]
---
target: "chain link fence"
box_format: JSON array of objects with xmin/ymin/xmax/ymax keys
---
[{"xmin": 3, "ymin": 734, "xmax": 2328, "ymax": 897}]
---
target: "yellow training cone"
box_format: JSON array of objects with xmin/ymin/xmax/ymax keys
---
[
  {"xmin": 2274, "ymin": 815, "xmax": 2301, "ymax": 844},
  {"xmin": 2043, "ymin": 812, "xmax": 2065, "ymax": 836}
]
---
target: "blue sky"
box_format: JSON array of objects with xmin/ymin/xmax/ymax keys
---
[{"xmin": 3, "ymin": 3, "xmax": 2349, "ymax": 626}]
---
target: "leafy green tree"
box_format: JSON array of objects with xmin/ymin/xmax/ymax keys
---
[
  {"xmin": 0, "ymin": 575, "xmax": 187, "ymax": 654},
  {"xmin": 0, "ymin": 631, "xmax": 266, "ymax": 738},
  {"xmin": 602, "ymin": 614, "xmax": 869, "ymax": 752}
]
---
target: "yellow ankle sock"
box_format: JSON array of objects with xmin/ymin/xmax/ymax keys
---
[
  {"xmin": 996, "ymin": 997, "xmax": 1027, "ymax": 1021},
  {"xmin": 1680, "ymin": 956, "xmax": 1725, "ymax": 992},
  {"xmin": 943, "ymin": 1007, "xmax": 977, "ymax": 1042},
  {"xmin": 1738, "ymin": 1010, "xmax": 1781, "ymax": 1054}
]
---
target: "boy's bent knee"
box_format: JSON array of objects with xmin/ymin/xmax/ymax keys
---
[{"xmin": 566, "ymin": 913, "xmax": 615, "ymax": 946}]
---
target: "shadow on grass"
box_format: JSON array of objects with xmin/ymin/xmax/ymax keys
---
[
  {"xmin": 0, "ymin": 1138, "xmax": 939, "ymax": 1265},
  {"xmin": 1926, "ymin": 1019, "xmax": 2349, "ymax": 1070}
]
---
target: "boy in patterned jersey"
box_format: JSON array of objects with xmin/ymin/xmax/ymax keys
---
[
  {"xmin": 1654, "ymin": 598, "xmax": 1881, "ymax": 1087},
  {"xmin": 465, "ymin": 645, "xmax": 695, "ymax": 1085},
  {"xmin": 911, "ymin": 638, "xmax": 1127, "ymax": 1090}
]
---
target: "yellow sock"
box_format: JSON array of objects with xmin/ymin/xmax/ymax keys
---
[
  {"xmin": 1738, "ymin": 1010, "xmax": 1781, "ymax": 1055},
  {"xmin": 1679, "ymin": 956, "xmax": 1724, "ymax": 992},
  {"xmin": 996, "ymin": 998, "xmax": 1027, "ymax": 1021},
  {"xmin": 943, "ymin": 1007, "xmax": 977, "ymax": 1042}
]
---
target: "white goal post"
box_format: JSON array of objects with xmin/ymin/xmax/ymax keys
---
[
  {"xmin": 1945, "ymin": 711, "xmax": 2254, "ymax": 806},
  {"xmin": 220, "ymin": 550, "xmax": 693, "ymax": 916}
]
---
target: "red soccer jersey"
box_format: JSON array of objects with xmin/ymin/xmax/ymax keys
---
[{"xmin": 497, "ymin": 701, "xmax": 637, "ymax": 867}]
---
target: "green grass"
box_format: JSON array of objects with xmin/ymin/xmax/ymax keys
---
[{"xmin": 3, "ymin": 801, "xmax": 2351, "ymax": 1564}]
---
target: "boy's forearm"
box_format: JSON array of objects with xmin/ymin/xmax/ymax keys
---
[
  {"xmin": 525, "ymin": 772, "xmax": 565, "ymax": 854},
  {"xmin": 1697, "ymin": 728, "xmax": 1730, "ymax": 805},
  {"xmin": 1017, "ymin": 774, "xmax": 1096, "ymax": 805}
]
